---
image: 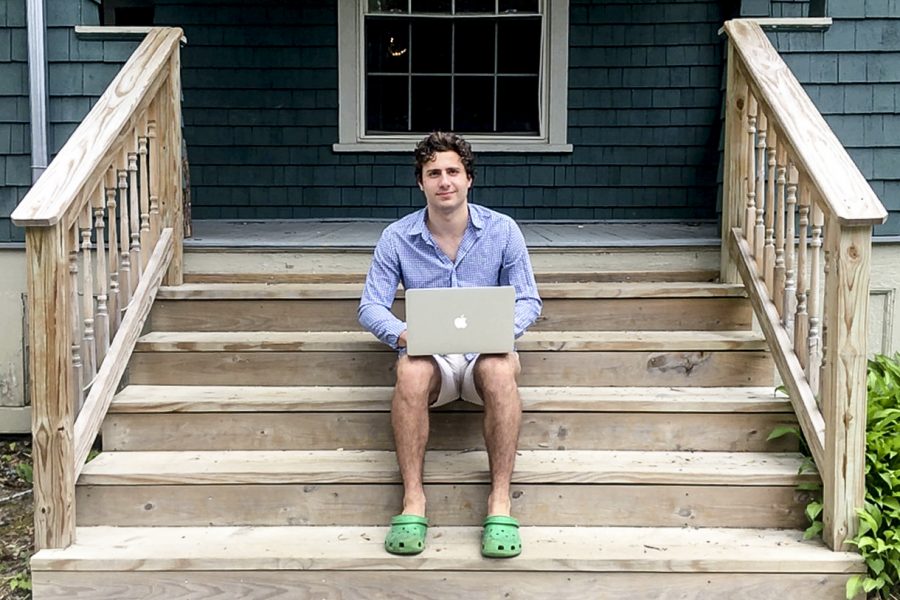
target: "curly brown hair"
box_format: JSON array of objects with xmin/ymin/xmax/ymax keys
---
[{"xmin": 414, "ymin": 131, "xmax": 475, "ymax": 184}]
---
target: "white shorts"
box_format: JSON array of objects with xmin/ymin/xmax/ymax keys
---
[{"xmin": 431, "ymin": 354, "xmax": 483, "ymax": 408}]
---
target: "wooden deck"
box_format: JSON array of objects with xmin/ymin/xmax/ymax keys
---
[{"xmin": 185, "ymin": 219, "xmax": 720, "ymax": 249}]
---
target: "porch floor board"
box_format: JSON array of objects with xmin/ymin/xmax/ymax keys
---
[{"xmin": 185, "ymin": 219, "xmax": 719, "ymax": 249}]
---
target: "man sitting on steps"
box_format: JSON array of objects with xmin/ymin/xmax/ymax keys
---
[{"xmin": 358, "ymin": 131, "xmax": 542, "ymax": 558}]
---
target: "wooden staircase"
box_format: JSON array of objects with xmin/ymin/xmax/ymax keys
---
[{"xmin": 30, "ymin": 268, "xmax": 865, "ymax": 599}]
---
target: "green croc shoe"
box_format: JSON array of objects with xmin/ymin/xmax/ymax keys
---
[
  {"xmin": 385, "ymin": 514, "xmax": 428, "ymax": 555},
  {"xmin": 481, "ymin": 515, "xmax": 522, "ymax": 558}
]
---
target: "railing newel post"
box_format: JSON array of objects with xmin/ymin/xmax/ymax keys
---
[
  {"xmin": 26, "ymin": 225, "xmax": 76, "ymax": 550},
  {"xmin": 720, "ymin": 41, "xmax": 747, "ymax": 284}
]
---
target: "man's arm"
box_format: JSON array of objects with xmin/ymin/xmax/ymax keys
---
[
  {"xmin": 358, "ymin": 231, "xmax": 407, "ymax": 349},
  {"xmin": 500, "ymin": 220, "xmax": 542, "ymax": 338}
]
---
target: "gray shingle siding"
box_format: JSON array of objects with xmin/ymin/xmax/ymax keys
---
[
  {"xmin": 2, "ymin": 0, "xmax": 897, "ymax": 239},
  {"xmin": 0, "ymin": 0, "xmax": 135, "ymax": 243},
  {"xmin": 1, "ymin": 0, "xmax": 30, "ymax": 243},
  {"xmin": 156, "ymin": 0, "xmax": 724, "ymax": 222},
  {"xmin": 765, "ymin": 0, "xmax": 900, "ymax": 235}
]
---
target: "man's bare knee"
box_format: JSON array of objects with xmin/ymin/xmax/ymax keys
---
[
  {"xmin": 474, "ymin": 354, "xmax": 520, "ymax": 402},
  {"xmin": 395, "ymin": 355, "xmax": 441, "ymax": 406}
]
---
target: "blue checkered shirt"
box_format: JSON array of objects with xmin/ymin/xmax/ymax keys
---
[{"xmin": 358, "ymin": 204, "xmax": 542, "ymax": 353}]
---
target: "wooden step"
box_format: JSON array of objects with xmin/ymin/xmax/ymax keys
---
[
  {"xmin": 31, "ymin": 526, "xmax": 863, "ymax": 600},
  {"xmin": 127, "ymin": 348, "xmax": 774, "ymax": 386},
  {"xmin": 102, "ymin": 410, "xmax": 799, "ymax": 452},
  {"xmin": 80, "ymin": 450, "xmax": 814, "ymax": 485},
  {"xmin": 150, "ymin": 282, "xmax": 752, "ymax": 332},
  {"xmin": 133, "ymin": 330, "xmax": 769, "ymax": 352},
  {"xmin": 77, "ymin": 481, "xmax": 812, "ymax": 528},
  {"xmin": 78, "ymin": 451, "xmax": 813, "ymax": 528},
  {"xmin": 183, "ymin": 269, "xmax": 722, "ymax": 285},
  {"xmin": 108, "ymin": 385, "xmax": 793, "ymax": 413},
  {"xmin": 157, "ymin": 282, "xmax": 749, "ymax": 300},
  {"xmin": 103, "ymin": 385, "xmax": 798, "ymax": 453}
]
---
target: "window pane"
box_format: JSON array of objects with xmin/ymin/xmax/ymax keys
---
[
  {"xmin": 454, "ymin": 76, "xmax": 494, "ymax": 133},
  {"xmin": 455, "ymin": 20, "xmax": 495, "ymax": 74},
  {"xmin": 411, "ymin": 20, "xmax": 452, "ymax": 73},
  {"xmin": 366, "ymin": 19, "xmax": 410, "ymax": 74},
  {"xmin": 496, "ymin": 76, "xmax": 539, "ymax": 133},
  {"xmin": 499, "ymin": 0, "xmax": 538, "ymax": 13},
  {"xmin": 456, "ymin": 0, "xmax": 495, "ymax": 13},
  {"xmin": 367, "ymin": 75, "xmax": 409, "ymax": 133},
  {"xmin": 497, "ymin": 18, "xmax": 540, "ymax": 74},
  {"xmin": 368, "ymin": 0, "xmax": 408, "ymax": 14},
  {"xmin": 411, "ymin": 76, "xmax": 451, "ymax": 132},
  {"xmin": 411, "ymin": 0, "xmax": 451, "ymax": 13}
]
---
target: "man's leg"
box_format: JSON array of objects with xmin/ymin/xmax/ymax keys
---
[
  {"xmin": 473, "ymin": 353, "xmax": 522, "ymax": 516},
  {"xmin": 392, "ymin": 354, "xmax": 441, "ymax": 516}
]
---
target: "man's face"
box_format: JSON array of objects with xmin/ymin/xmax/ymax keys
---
[{"xmin": 418, "ymin": 151, "xmax": 472, "ymax": 215}]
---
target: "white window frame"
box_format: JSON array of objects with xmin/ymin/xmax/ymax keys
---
[{"xmin": 334, "ymin": 0, "xmax": 571, "ymax": 153}]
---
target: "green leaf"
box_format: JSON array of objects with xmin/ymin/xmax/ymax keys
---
[
  {"xmin": 15, "ymin": 462, "xmax": 32, "ymax": 485},
  {"xmin": 806, "ymin": 501, "xmax": 823, "ymax": 522},
  {"xmin": 767, "ymin": 425, "xmax": 800, "ymax": 442},
  {"xmin": 803, "ymin": 521, "xmax": 823, "ymax": 540},
  {"xmin": 846, "ymin": 575, "xmax": 864, "ymax": 599},
  {"xmin": 869, "ymin": 557, "xmax": 885, "ymax": 575}
]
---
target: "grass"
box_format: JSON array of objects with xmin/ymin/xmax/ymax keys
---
[{"xmin": 0, "ymin": 437, "xmax": 33, "ymax": 600}]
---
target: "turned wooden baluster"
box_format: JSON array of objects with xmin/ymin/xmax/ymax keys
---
[
  {"xmin": 79, "ymin": 200, "xmax": 96, "ymax": 389},
  {"xmin": 127, "ymin": 145, "xmax": 142, "ymax": 282},
  {"xmin": 744, "ymin": 95, "xmax": 758, "ymax": 247},
  {"xmin": 772, "ymin": 139, "xmax": 786, "ymax": 311},
  {"xmin": 783, "ymin": 164, "xmax": 798, "ymax": 339},
  {"xmin": 138, "ymin": 115, "xmax": 152, "ymax": 270},
  {"xmin": 754, "ymin": 112, "xmax": 768, "ymax": 270},
  {"xmin": 92, "ymin": 183, "xmax": 109, "ymax": 365},
  {"xmin": 794, "ymin": 179, "xmax": 811, "ymax": 367},
  {"xmin": 105, "ymin": 167, "xmax": 121, "ymax": 333},
  {"xmin": 764, "ymin": 127, "xmax": 778, "ymax": 296},
  {"xmin": 68, "ymin": 226, "xmax": 84, "ymax": 411},
  {"xmin": 147, "ymin": 107, "xmax": 160, "ymax": 246},
  {"xmin": 808, "ymin": 199, "xmax": 825, "ymax": 399},
  {"xmin": 117, "ymin": 150, "xmax": 133, "ymax": 305}
]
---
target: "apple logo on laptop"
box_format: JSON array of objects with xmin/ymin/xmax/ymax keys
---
[{"xmin": 454, "ymin": 314, "xmax": 468, "ymax": 330}]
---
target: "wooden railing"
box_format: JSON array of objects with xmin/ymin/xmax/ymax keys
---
[
  {"xmin": 720, "ymin": 20, "xmax": 887, "ymax": 550},
  {"xmin": 10, "ymin": 27, "xmax": 184, "ymax": 550}
]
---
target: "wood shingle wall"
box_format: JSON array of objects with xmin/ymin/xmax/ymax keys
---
[
  {"xmin": 0, "ymin": 0, "xmax": 138, "ymax": 243},
  {"xmin": 0, "ymin": 0, "xmax": 897, "ymax": 238},
  {"xmin": 767, "ymin": 0, "xmax": 900, "ymax": 235}
]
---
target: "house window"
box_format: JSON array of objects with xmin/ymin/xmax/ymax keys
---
[
  {"xmin": 807, "ymin": 0, "xmax": 827, "ymax": 17},
  {"xmin": 336, "ymin": 0, "xmax": 571, "ymax": 152},
  {"xmin": 101, "ymin": 0, "xmax": 155, "ymax": 26}
]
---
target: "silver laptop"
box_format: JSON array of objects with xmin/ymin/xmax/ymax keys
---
[{"xmin": 405, "ymin": 286, "xmax": 515, "ymax": 356}]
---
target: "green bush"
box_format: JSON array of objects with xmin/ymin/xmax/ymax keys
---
[{"xmin": 846, "ymin": 353, "xmax": 900, "ymax": 599}]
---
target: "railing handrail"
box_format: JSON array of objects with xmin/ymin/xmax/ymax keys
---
[
  {"xmin": 11, "ymin": 27, "xmax": 183, "ymax": 228},
  {"xmin": 722, "ymin": 18, "xmax": 885, "ymax": 551},
  {"xmin": 725, "ymin": 19, "xmax": 887, "ymax": 227},
  {"xmin": 19, "ymin": 27, "xmax": 184, "ymax": 551}
]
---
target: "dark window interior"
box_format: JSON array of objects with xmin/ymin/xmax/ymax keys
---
[
  {"xmin": 101, "ymin": 1, "xmax": 155, "ymax": 26},
  {"xmin": 365, "ymin": 12, "xmax": 541, "ymax": 135}
]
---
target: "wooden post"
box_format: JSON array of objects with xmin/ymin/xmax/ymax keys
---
[
  {"xmin": 745, "ymin": 96, "xmax": 758, "ymax": 250},
  {"xmin": 26, "ymin": 226, "xmax": 76, "ymax": 550},
  {"xmin": 720, "ymin": 44, "xmax": 747, "ymax": 284},
  {"xmin": 163, "ymin": 51, "xmax": 184, "ymax": 286},
  {"xmin": 821, "ymin": 224, "xmax": 871, "ymax": 550},
  {"xmin": 754, "ymin": 112, "xmax": 767, "ymax": 272}
]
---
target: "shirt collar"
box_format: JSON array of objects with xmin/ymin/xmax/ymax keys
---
[{"xmin": 408, "ymin": 203, "xmax": 485, "ymax": 238}]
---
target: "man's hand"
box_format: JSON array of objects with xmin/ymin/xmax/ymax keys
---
[{"xmin": 398, "ymin": 330, "xmax": 408, "ymax": 348}]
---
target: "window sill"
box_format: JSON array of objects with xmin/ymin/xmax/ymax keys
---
[
  {"xmin": 75, "ymin": 26, "xmax": 187, "ymax": 43},
  {"xmin": 719, "ymin": 18, "xmax": 833, "ymax": 35},
  {"xmin": 333, "ymin": 142, "xmax": 574, "ymax": 153}
]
